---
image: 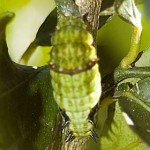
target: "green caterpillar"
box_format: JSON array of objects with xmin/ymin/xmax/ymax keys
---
[{"xmin": 49, "ymin": 16, "xmax": 101, "ymax": 142}]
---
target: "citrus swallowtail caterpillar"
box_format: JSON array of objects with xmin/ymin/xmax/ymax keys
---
[{"xmin": 49, "ymin": 16, "xmax": 101, "ymax": 141}]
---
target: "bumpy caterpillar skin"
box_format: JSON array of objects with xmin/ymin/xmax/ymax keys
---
[{"xmin": 50, "ymin": 16, "xmax": 101, "ymax": 141}]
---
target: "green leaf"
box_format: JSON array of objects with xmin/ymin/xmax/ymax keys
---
[
  {"xmin": 114, "ymin": 47, "xmax": 150, "ymax": 146},
  {"xmin": 118, "ymin": 93, "xmax": 150, "ymax": 147},
  {"xmin": 100, "ymin": 102, "xmax": 148, "ymax": 150},
  {"xmin": 114, "ymin": 83, "xmax": 150, "ymax": 147},
  {"xmin": 0, "ymin": 12, "xmax": 59, "ymax": 150}
]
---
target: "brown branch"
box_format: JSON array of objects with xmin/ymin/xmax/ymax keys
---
[
  {"xmin": 75, "ymin": 0, "xmax": 103, "ymax": 45},
  {"xmin": 61, "ymin": 135, "xmax": 88, "ymax": 150}
]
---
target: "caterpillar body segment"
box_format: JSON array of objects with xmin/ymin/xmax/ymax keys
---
[{"xmin": 50, "ymin": 16, "xmax": 101, "ymax": 140}]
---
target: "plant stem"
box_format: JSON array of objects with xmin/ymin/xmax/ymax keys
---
[{"xmin": 120, "ymin": 24, "xmax": 142, "ymax": 68}]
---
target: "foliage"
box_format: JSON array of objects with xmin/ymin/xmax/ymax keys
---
[{"xmin": 0, "ymin": 12, "xmax": 59, "ymax": 150}]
